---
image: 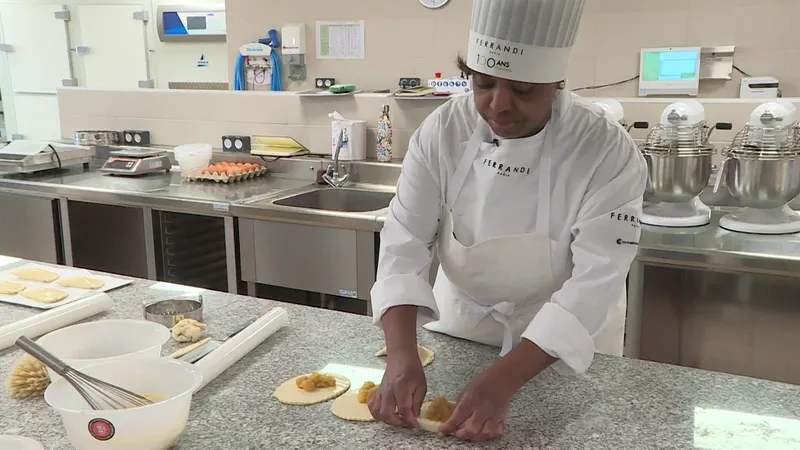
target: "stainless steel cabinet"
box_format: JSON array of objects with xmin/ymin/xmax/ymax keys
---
[
  {"xmin": 0, "ymin": 192, "xmax": 61, "ymax": 263},
  {"xmin": 68, "ymin": 201, "xmax": 150, "ymax": 278},
  {"xmin": 239, "ymin": 219, "xmax": 376, "ymax": 301}
]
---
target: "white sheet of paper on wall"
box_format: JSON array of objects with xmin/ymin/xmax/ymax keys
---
[{"xmin": 316, "ymin": 20, "xmax": 365, "ymax": 60}]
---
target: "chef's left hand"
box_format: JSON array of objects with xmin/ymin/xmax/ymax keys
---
[
  {"xmin": 438, "ymin": 339, "xmax": 555, "ymax": 442},
  {"xmin": 437, "ymin": 364, "xmax": 512, "ymax": 442}
]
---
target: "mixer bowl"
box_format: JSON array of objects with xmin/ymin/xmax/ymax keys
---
[
  {"xmin": 725, "ymin": 156, "xmax": 800, "ymax": 208},
  {"xmin": 643, "ymin": 152, "xmax": 712, "ymax": 203}
]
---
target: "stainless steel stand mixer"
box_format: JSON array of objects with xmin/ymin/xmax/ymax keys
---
[
  {"xmin": 717, "ymin": 101, "xmax": 800, "ymax": 234},
  {"xmin": 640, "ymin": 100, "xmax": 729, "ymax": 227}
]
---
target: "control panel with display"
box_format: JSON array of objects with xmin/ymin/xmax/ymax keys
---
[
  {"xmin": 157, "ymin": 5, "xmax": 226, "ymax": 42},
  {"xmin": 105, "ymin": 158, "xmax": 138, "ymax": 170}
]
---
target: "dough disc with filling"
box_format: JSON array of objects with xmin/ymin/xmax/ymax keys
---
[
  {"xmin": 57, "ymin": 277, "xmax": 105, "ymax": 290},
  {"xmin": 375, "ymin": 345, "xmax": 434, "ymax": 367},
  {"xmin": 0, "ymin": 281, "xmax": 27, "ymax": 295},
  {"xmin": 274, "ymin": 374, "xmax": 350, "ymax": 406},
  {"xmin": 419, "ymin": 401, "xmax": 447, "ymax": 433},
  {"xmin": 21, "ymin": 288, "xmax": 68, "ymax": 304},
  {"xmin": 11, "ymin": 268, "xmax": 59, "ymax": 283},
  {"xmin": 331, "ymin": 393, "xmax": 375, "ymax": 421}
]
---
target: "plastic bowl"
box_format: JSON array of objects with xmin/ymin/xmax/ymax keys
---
[
  {"xmin": 173, "ymin": 143, "xmax": 212, "ymax": 171},
  {"xmin": 36, "ymin": 319, "xmax": 170, "ymax": 381},
  {"xmin": 0, "ymin": 436, "xmax": 44, "ymax": 450},
  {"xmin": 44, "ymin": 358, "xmax": 202, "ymax": 450}
]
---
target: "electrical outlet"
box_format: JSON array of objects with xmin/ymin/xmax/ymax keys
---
[
  {"xmin": 315, "ymin": 78, "xmax": 336, "ymax": 89},
  {"xmin": 399, "ymin": 77, "xmax": 421, "ymax": 89}
]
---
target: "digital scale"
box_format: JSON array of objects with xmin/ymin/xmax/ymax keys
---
[
  {"xmin": 0, "ymin": 142, "xmax": 93, "ymax": 173},
  {"xmin": 100, "ymin": 148, "xmax": 172, "ymax": 176}
]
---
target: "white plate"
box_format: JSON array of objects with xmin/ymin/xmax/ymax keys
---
[{"xmin": 0, "ymin": 262, "xmax": 132, "ymax": 309}]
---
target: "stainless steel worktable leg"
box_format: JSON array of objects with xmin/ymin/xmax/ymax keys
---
[
  {"xmin": 58, "ymin": 197, "xmax": 74, "ymax": 266},
  {"xmin": 224, "ymin": 216, "xmax": 238, "ymax": 295},
  {"xmin": 624, "ymin": 260, "xmax": 645, "ymax": 359},
  {"xmin": 142, "ymin": 207, "xmax": 157, "ymax": 280}
]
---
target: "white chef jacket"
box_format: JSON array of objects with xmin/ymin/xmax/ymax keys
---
[{"xmin": 371, "ymin": 91, "xmax": 647, "ymax": 375}]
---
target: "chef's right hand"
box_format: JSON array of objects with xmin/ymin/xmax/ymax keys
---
[{"xmin": 368, "ymin": 350, "xmax": 427, "ymax": 430}]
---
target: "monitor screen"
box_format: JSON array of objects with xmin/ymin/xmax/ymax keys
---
[
  {"xmin": 186, "ymin": 16, "xmax": 207, "ymax": 30},
  {"xmin": 638, "ymin": 47, "xmax": 701, "ymax": 96}
]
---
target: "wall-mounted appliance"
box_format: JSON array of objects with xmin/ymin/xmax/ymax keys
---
[
  {"xmin": 638, "ymin": 47, "xmax": 702, "ymax": 97},
  {"xmin": 740, "ymin": 77, "xmax": 780, "ymax": 99},
  {"xmin": 157, "ymin": 5, "xmax": 226, "ymax": 42}
]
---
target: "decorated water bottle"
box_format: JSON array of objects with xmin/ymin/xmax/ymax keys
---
[{"xmin": 377, "ymin": 104, "xmax": 393, "ymax": 162}]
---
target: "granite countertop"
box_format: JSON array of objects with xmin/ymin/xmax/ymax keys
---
[{"xmin": 2, "ymin": 279, "xmax": 800, "ymax": 449}]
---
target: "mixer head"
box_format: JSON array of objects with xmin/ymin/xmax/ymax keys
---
[
  {"xmin": 593, "ymin": 99, "xmax": 626, "ymax": 127},
  {"xmin": 659, "ymin": 99, "xmax": 705, "ymax": 127},
  {"xmin": 643, "ymin": 101, "xmax": 714, "ymax": 153},
  {"xmin": 729, "ymin": 101, "xmax": 800, "ymax": 157}
]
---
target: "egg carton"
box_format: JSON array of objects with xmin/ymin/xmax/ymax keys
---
[{"xmin": 180, "ymin": 167, "xmax": 268, "ymax": 184}]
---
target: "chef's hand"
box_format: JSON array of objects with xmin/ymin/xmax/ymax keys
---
[
  {"xmin": 437, "ymin": 364, "xmax": 511, "ymax": 442},
  {"xmin": 368, "ymin": 349, "xmax": 427, "ymax": 429},
  {"xmin": 439, "ymin": 339, "xmax": 555, "ymax": 442}
]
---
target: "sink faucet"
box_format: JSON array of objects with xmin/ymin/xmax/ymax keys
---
[{"xmin": 323, "ymin": 128, "xmax": 349, "ymax": 188}]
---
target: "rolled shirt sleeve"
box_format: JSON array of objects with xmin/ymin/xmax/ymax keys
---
[
  {"xmin": 370, "ymin": 114, "xmax": 443, "ymax": 326},
  {"xmin": 522, "ymin": 131, "xmax": 647, "ymax": 375}
]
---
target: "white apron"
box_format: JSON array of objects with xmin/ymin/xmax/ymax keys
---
[{"xmin": 423, "ymin": 119, "xmax": 627, "ymax": 358}]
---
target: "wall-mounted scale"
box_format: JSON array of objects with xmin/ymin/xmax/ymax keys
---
[{"xmin": 100, "ymin": 148, "xmax": 172, "ymax": 176}]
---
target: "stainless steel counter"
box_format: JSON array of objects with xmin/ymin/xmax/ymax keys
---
[
  {"xmin": 638, "ymin": 209, "xmax": 800, "ymax": 278},
  {"xmin": 0, "ymin": 165, "xmax": 310, "ymax": 216},
  {"xmin": 232, "ymin": 182, "xmax": 393, "ymax": 233},
  {"xmin": 4, "ymin": 161, "xmax": 800, "ymax": 271}
]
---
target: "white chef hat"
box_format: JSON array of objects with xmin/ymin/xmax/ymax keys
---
[{"xmin": 466, "ymin": 0, "xmax": 586, "ymax": 83}]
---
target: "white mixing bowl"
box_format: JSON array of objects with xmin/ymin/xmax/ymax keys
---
[
  {"xmin": 44, "ymin": 358, "xmax": 202, "ymax": 450},
  {"xmin": 36, "ymin": 319, "xmax": 170, "ymax": 381},
  {"xmin": 0, "ymin": 435, "xmax": 44, "ymax": 450},
  {"xmin": 173, "ymin": 143, "xmax": 212, "ymax": 171}
]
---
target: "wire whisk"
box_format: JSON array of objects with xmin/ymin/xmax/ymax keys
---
[{"xmin": 16, "ymin": 336, "xmax": 154, "ymax": 410}]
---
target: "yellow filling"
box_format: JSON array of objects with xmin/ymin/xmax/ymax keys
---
[
  {"xmin": 295, "ymin": 372, "xmax": 336, "ymax": 392},
  {"xmin": 357, "ymin": 381, "xmax": 379, "ymax": 404}
]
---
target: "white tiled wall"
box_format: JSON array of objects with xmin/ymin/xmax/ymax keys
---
[
  {"xmin": 58, "ymin": 87, "xmax": 800, "ymax": 162},
  {"xmin": 58, "ymin": 88, "xmax": 447, "ymax": 158},
  {"xmin": 226, "ymin": 0, "xmax": 800, "ymax": 98}
]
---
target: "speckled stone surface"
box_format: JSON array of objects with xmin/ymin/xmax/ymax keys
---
[{"xmin": 3, "ymin": 280, "xmax": 800, "ymax": 449}]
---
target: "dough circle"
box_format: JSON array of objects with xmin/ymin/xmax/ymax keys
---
[
  {"xmin": 274, "ymin": 374, "xmax": 350, "ymax": 406},
  {"xmin": 58, "ymin": 277, "xmax": 105, "ymax": 290},
  {"xmin": 375, "ymin": 345, "xmax": 434, "ymax": 367},
  {"xmin": 331, "ymin": 393, "xmax": 375, "ymax": 422},
  {"xmin": 11, "ymin": 268, "xmax": 59, "ymax": 283},
  {"xmin": 418, "ymin": 401, "xmax": 446, "ymax": 433},
  {"xmin": 21, "ymin": 288, "xmax": 68, "ymax": 304},
  {"xmin": 0, "ymin": 281, "xmax": 27, "ymax": 295}
]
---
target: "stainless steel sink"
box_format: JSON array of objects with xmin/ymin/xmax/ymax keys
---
[{"xmin": 273, "ymin": 188, "xmax": 394, "ymax": 213}]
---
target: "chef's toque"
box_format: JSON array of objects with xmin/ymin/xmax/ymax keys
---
[{"xmin": 466, "ymin": 0, "xmax": 586, "ymax": 83}]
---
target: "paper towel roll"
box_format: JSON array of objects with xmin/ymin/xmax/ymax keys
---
[
  {"xmin": 194, "ymin": 306, "xmax": 289, "ymax": 391},
  {"xmin": 0, "ymin": 293, "xmax": 113, "ymax": 351}
]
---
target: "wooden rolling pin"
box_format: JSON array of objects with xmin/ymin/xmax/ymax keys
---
[{"xmin": 168, "ymin": 337, "xmax": 212, "ymax": 359}]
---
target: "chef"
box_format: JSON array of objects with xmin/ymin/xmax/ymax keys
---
[{"xmin": 368, "ymin": 0, "xmax": 647, "ymax": 443}]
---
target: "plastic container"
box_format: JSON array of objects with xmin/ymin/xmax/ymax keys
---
[
  {"xmin": 45, "ymin": 358, "xmax": 202, "ymax": 450},
  {"xmin": 173, "ymin": 143, "xmax": 212, "ymax": 171},
  {"xmin": 36, "ymin": 319, "xmax": 170, "ymax": 381}
]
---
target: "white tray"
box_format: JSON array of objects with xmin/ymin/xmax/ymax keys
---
[{"xmin": 0, "ymin": 263, "xmax": 132, "ymax": 310}]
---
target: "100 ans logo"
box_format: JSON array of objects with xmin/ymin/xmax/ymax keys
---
[{"xmin": 475, "ymin": 55, "xmax": 510, "ymax": 69}]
